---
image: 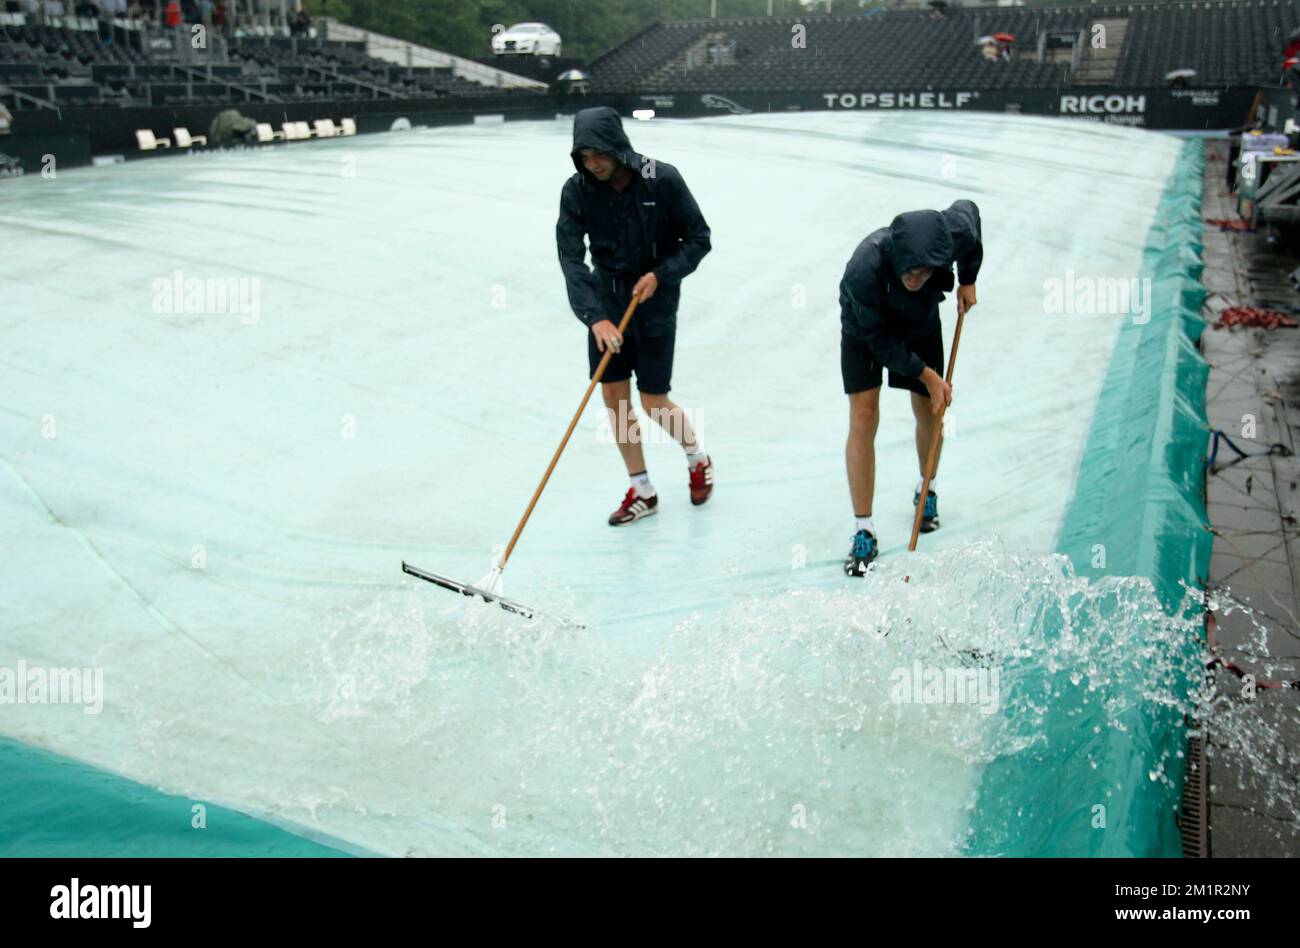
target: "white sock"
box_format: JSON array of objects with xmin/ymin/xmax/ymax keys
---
[
  {"xmin": 631, "ymin": 470, "xmax": 656, "ymax": 498},
  {"xmin": 854, "ymin": 515, "xmax": 876, "ymax": 536},
  {"xmin": 684, "ymin": 443, "xmax": 707, "ymax": 468},
  {"xmin": 916, "ymin": 476, "xmax": 935, "ymax": 495}
]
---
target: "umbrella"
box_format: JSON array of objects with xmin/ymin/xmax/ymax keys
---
[
  {"xmin": 557, "ymin": 69, "xmax": 589, "ymax": 82},
  {"xmin": 993, "ymin": 32, "xmax": 1015, "ymax": 43},
  {"xmin": 1287, "ymin": 25, "xmax": 1300, "ymax": 43},
  {"xmin": 1164, "ymin": 68, "xmax": 1197, "ymax": 80},
  {"xmin": 975, "ymin": 34, "xmax": 995, "ymax": 44}
]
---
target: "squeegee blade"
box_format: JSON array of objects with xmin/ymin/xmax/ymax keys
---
[{"xmin": 401, "ymin": 561, "xmax": 535, "ymax": 619}]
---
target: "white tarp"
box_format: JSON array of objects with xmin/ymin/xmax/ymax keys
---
[{"xmin": 0, "ymin": 112, "xmax": 1181, "ymax": 855}]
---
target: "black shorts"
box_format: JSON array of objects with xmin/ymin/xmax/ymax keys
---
[
  {"xmin": 587, "ymin": 324, "xmax": 675, "ymax": 394},
  {"xmin": 841, "ymin": 325, "xmax": 943, "ymax": 397}
]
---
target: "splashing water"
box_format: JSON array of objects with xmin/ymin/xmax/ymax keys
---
[
  {"xmin": 1198, "ymin": 593, "xmax": 1300, "ymax": 851},
  {"xmin": 160, "ymin": 538, "xmax": 1282, "ymax": 857}
]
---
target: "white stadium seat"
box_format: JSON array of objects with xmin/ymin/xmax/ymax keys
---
[
  {"xmin": 256, "ymin": 123, "xmax": 286, "ymax": 143},
  {"xmin": 134, "ymin": 129, "xmax": 170, "ymax": 150},
  {"xmin": 173, "ymin": 128, "xmax": 207, "ymax": 148}
]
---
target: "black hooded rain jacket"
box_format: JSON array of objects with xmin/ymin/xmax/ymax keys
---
[
  {"xmin": 839, "ymin": 201, "xmax": 983, "ymax": 380},
  {"xmin": 557, "ymin": 106, "xmax": 712, "ymax": 336}
]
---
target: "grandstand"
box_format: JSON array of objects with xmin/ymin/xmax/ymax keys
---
[
  {"xmin": 586, "ymin": 0, "xmax": 1300, "ymax": 94},
  {"xmin": 2, "ymin": 0, "xmax": 1297, "ymax": 124},
  {"xmin": 0, "ymin": 0, "xmax": 1293, "ymax": 166},
  {"xmin": 0, "ymin": 17, "xmax": 532, "ymax": 113},
  {"xmin": 1113, "ymin": 0, "xmax": 1296, "ymax": 84}
]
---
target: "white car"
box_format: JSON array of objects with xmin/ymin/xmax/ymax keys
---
[{"xmin": 491, "ymin": 22, "xmax": 562, "ymax": 57}]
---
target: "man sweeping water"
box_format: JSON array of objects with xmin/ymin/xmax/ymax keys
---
[
  {"xmin": 840, "ymin": 201, "xmax": 982, "ymax": 575},
  {"xmin": 557, "ymin": 107, "xmax": 714, "ymax": 525}
]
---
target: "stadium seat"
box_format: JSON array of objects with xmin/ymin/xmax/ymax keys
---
[
  {"xmin": 255, "ymin": 122, "xmax": 285, "ymax": 142},
  {"xmin": 173, "ymin": 127, "xmax": 207, "ymax": 148},
  {"xmin": 134, "ymin": 129, "xmax": 170, "ymax": 150},
  {"xmin": 340, "ymin": 117, "xmax": 356, "ymax": 136},
  {"xmin": 312, "ymin": 118, "xmax": 339, "ymax": 137}
]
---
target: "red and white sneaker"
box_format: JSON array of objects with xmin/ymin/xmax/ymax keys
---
[
  {"xmin": 688, "ymin": 456, "xmax": 714, "ymax": 506},
  {"xmin": 608, "ymin": 488, "xmax": 658, "ymax": 526}
]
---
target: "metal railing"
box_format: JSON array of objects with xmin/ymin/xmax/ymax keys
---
[{"xmin": 0, "ymin": 83, "xmax": 59, "ymax": 111}]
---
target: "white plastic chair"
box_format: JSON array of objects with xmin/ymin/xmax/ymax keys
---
[
  {"xmin": 135, "ymin": 129, "xmax": 171, "ymax": 150},
  {"xmin": 173, "ymin": 127, "xmax": 207, "ymax": 147},
  {"xmin": 313, "ymin": 118, "xmax": 339, "ymax": 138},
  {"xmin": 256, "ymin": 122, "xmax": 285, "ymax": 142},
  {"xmin": 340, "ymin": 117, "xmax": 357, "ymax": 136}
]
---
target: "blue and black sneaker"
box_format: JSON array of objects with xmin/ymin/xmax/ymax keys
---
[
  {"xmin": 913, "ymin": 489, "xmax": 939, "ymax": 533},
  {"xmin": 843, "ymin": 529, "xmax": 878, "ymax": 577}
]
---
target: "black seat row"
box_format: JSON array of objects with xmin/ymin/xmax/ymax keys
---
[{"xmin": 589, "ymin": 0, "xmax": 1300, "ymax": 93}]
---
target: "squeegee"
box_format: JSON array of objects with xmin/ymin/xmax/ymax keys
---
[{"xmin": 403, "ymin": 294, "xmax": 642, "ymax": 621}]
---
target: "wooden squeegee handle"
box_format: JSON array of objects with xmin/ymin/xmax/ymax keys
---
[
  {"xmin": 497, "ymin": 295, "xmax": 641, "ymax": 572},
  {"xmin": 908, "ymin": 308, "xmax": 967, "ymax": 553}
]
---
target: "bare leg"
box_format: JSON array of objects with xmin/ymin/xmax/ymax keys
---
[
  {"xmin": 638, "ymin": 392, "xmax": 699, "ymax": 452},
  {"xmin": 602, "ymin": 380, "xmax": 646, "ymax": 475},
  {"xmin": 846, "ymin": 389, "xmax": 880, "ymax": 517},
  {"xmin": 910, "ymin": 391, "xmax": 943, "ymax": 483}
]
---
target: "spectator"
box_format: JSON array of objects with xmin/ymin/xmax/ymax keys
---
[
  {"xmin": 213, "ymin": 0, "xmax": 224, "ymax": 28},
  {"xmin": 197, "ymin": 0, "xmax": 211, "ymax": 25},
  {"xmin": 164, "ymin": 0, "xmax": 179, "ymax": 26}
]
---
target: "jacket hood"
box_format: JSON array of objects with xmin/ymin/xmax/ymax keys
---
[
  {"xmin": 888, "ymin": 210, "xmax": 954, "ymax": 277},
  {"xmin": 571, "ymin": 106, "xmax": 638, "ymax": 179}
]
